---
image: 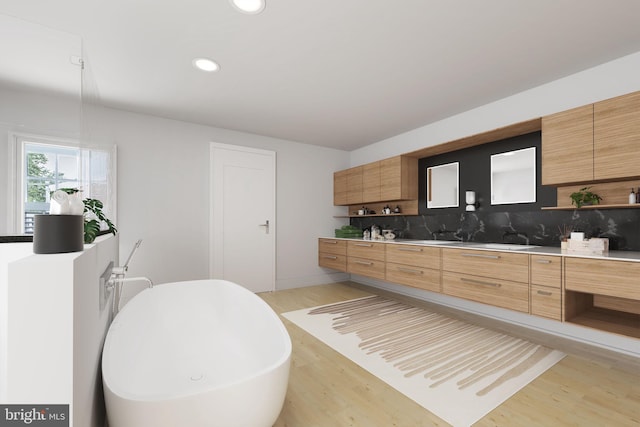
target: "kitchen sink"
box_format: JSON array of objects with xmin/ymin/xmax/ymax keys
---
[{"xmin": 468, "ymin": 243, "xmax": 539, "ymax": 251}]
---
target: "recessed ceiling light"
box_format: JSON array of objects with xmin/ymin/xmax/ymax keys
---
[
  {"xmin": 192, "ymin": 58, "xmax": 220, "ymax": 72},
  {"xmin": 230, "ymin": 0, "xmax": 265, "ymax": 14}
]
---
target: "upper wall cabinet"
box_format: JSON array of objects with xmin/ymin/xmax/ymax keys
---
[
  {"xmin": 542, "ymin": 104, "xmax": 594, "ymax": 185},
  {"xmin": 333, "ymin": 156, "xmax": 418, "ymax": 206},
  {"xmin": 594, "ymin": 91, "xmax": 640, "ymax": 181},
  {"xmin": 542, "ymin": 90, "xmax": 640, "ymax": 185}
]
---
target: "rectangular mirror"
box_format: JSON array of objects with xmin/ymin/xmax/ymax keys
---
[
  {"xmin": 491, "ymin": 147, "xmax": 536, "ymax": 205},
  {"xmin": 427, "ymin": 162, "xmax": 459, "ymax": 208}
]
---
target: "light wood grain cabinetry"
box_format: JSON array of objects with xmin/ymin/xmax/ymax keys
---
[
  {"xmin": 333, "ymin": 156, "xmax": 417, "ymax": 207},
  {"xmin": 565, "ymin": 258, "xmax": 640, "ymax": 301},
  {"xmin": 565, "ymin": 257, "xmax": 640, "ymax": 338},
  {"xmin": 542, "ymin": 104, "xmax": 594, "ymax": 185},
  {"xmin": 385, "ymin": 244, "xmax": 441, "ymax": 292},
  {"xmin": 530, "ymin": 255, "xmax": 563, "ymax": 320},
  {"xmin": 346, "ymin": 166, "xmax": 363, "ymax": 205},
  {"xmin": 441, "ymin": 249, "xmax": 529, "ymax": 312},
  {"xmin": 346, "ymin": 241, "xmax": 386, "ymax": 280},
  {"xmin": 541, "ymin": 90, "xmax": 640, "ymax": 187},
  {"xmin": 380, "ymin": 156, "xmax": 418, "ymax": 201},
  {"xmin": 594, "ymin": 91, "xmax": 640, "ymax": 181},
  {"xmin": 362, "ymin": 162, "xmax": 381, "ymax": 203},
  {"xmin": 318, "ymin": 238, "xmax": 347, "ymax": 271},
  {"xmin": 442, "ymin": 249, "xmax": 529, "ymax": 283},
  {"xmin": 333, "ymin": 170, "xmax": 348, "ymax": 206}
]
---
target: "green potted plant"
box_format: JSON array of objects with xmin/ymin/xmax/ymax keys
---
[
  {"xmin": 58, "ymin": 188, "xmax": 117, "ymax": 243},
  {"xmin": 569, "ymin": 186, "xmax": 602, "ymax": 208}
]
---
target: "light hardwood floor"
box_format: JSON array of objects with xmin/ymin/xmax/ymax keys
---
[{"xmin": 259, "ymin": 281, "xmax": 640, "ymax": 427}]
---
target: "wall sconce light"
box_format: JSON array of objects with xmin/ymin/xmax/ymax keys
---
[{"xmin": 466, "ymin": 191, "xmax": 479, "ymax": 211}]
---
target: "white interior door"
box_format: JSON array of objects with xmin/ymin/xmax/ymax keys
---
[{"xmin": 210, "ymin": 143, "xmax": 276, "ymax": 293}]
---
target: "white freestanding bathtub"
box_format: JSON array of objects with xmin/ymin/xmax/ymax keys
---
[{"xmin": 102, "ymin": 279, "xmax": 291, "ymax": 427}]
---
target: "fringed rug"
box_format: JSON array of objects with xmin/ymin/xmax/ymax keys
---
[{"xmin": 282, "ymin": 295, "xmax": 565, "ymax": 427}]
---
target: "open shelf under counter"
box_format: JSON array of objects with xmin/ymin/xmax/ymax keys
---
[
  {"xmin": 542, "ymin": 203, "xmax": 640, "ymax": 210},
  {"xmin": 568, "ymin": 307, "xmax": 640, "ymax": 339},
  {"xmin": 333, "ymin": 213, "xmax": 407, "ymax": 218}
]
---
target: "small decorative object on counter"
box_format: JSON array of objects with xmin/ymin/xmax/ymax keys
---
[
  {"xmin": 363, "ymin": 229, "xmax": 371, "ymax": 240},
  {"xmin": 636, "ymin": 187, "xmax": 640, "ymax": 204},
  {"xmin": 567, "ymin": 237, "xmax": 609, "ymax": 255},
  {"xmin": 629, "ymin": 188, "xmax": 636, "ymax": 204},
  {"xmin": 393, "ymin": 205, "xmax": 401, "ymax": 213},
  {"xmin": 382, "ymin": 229, "xmax": 396, "ymax": 240}
]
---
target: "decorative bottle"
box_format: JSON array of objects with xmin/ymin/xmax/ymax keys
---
[{"xmin": 629, "ymin": 189, "xmax": 636, "ymax": 204}]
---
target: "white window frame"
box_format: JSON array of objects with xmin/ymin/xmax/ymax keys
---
[{"xmin": 7, "ymin": 132, "xmax": 117, "ymax": 235}]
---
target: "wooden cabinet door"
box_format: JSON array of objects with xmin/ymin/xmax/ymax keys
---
[
  {"xmin": 333, "ymin": 169, "xmax": 348, "ymax": 206},
  {"xmin": 346, "ymin": 166, "xmax": 363, "ymax": 205},
  {"xmin": 594, "ymin": 91, "xmax": 640, "ymax": 180},
  {"xmin": 565, "ymin": 257, "xmax": 640, "ymax": 301},
  {"xmin": 541, "ymin": 104, "xmax": 594, "ymax": 185},
  {"xmin": 380, "ymin": 156, "xmax": 417, "ymax": 201},
  {"xmin": 363, "ymin": 161, "xmax": 381, "ymax": 203}
]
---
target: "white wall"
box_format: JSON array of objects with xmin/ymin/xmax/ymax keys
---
[
  {"xmin": 351, "ymin": 50, "xmax": 640, "ymax": 165},
  {"xmin": 0, "ymin": 85, "xmax": 350, "ymax": 291},
  {"xmin": 3, "ymin": 235, "xmax": 117, "ymax": 427},
  {"xmin": 91, "ymin": 107, "xmax": 350, "ymax": 290}
]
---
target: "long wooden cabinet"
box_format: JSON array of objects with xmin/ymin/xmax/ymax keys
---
[
  {"xmin": 542, "ymin": 90, "xmax": 640, "ymax": 185},
  {"xmin": 333, "ymin": 156, "xmax": 417, "ymax": 206},
  {"xmin": 318, "ymin": 239, "xmax": 640, "ymax": 339}
]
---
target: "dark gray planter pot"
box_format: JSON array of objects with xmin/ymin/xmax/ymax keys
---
[{"xmin": 33, "ymin": 214, "xmax": 84, "ymax": 254}]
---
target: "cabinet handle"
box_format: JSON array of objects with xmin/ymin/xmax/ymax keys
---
[
  {"xmin": 398, "ymin": 267, "xmax": 423, "ymax": 275},
  {"xmin": 323, "ymin": 255, "xmax": 338, "ymax": 260},
  {"xmin": 324, "ymin": 240, "xmax": 338, "ymax": 244},
  {"xmin": 354, "ymin": 243, "xmax": 373, "ymax": 247},
  {"xmin": 535, "ymin": 259, "xmax": 552, "ymax": 264},
  {"xmin": 460, "ymin": 277, "xmax": 501, "ymax": 288},
  {"xmin": 398, "ymin": 247, "xmax": 423, "ymax": 252},
  {"xmin": 461, "ymin": 253, "xmax": 501, "ymax": 260},
  {"xmin": 536, "ymin": 290, "xmax": 553, "ymax": 296},
  {"xmin": 355, "ymin": 260, "xmax": 374, "ymax": 266}
]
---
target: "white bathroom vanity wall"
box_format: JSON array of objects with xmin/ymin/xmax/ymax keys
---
[{"xmin": 0, "ymin": 234, "xmax": 118, "ymax": 427}]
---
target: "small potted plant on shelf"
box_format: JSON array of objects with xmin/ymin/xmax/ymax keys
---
[{"xmin": 569, "ymin": 186, "xmax": 602, "ymax": 208}]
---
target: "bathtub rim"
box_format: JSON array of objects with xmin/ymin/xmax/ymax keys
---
[{"xmin": 102, "ymin": 279, "xmax": 292, "ymax": 402}]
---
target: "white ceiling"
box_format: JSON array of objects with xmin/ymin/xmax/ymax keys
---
[{"xmin": 2, "ymin": 1, "xmax": 640, "ymax": 151}]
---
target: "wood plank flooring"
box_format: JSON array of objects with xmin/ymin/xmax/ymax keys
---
[{"xmin": 259, "ymin": 281, "xmax": 640, "ymax": 427}]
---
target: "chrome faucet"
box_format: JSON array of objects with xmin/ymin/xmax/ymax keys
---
[{"xmin": 106, "ymin": 239, "xmax": 153, "ymax": 315}]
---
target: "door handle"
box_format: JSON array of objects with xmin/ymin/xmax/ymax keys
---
[{"xmin": 259, "ymin": 220, "xmax": 270, "ymax": 234}]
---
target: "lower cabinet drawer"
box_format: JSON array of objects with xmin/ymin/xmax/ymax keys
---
[
  {"xmin": 348, "ymin": 256, "xmax": 386, "ymax": 280},
  {"xmin": 318, "ymin": 252, "xmax": 347, "ymax": 271},
  {"xmin": 531, "ymin": 284, "xmax": 562, "ymax": 321},
  {"xmin": 385, "ymin": 262, "xmax": 441, "ymax": 293},
  {"xmin": 442, "ymin": 271, "xmax": 529, "ymax": 313}
]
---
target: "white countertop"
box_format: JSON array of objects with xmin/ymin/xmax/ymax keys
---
[{"xmin": 326, "ymin": 237, "xmax": 640, "ymax": 262}]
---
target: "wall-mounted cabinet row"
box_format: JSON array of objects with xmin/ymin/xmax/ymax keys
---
[
  {"xmin": 333, "ymin": 156, "xmax": 418, "ymax": 206},
  {"xmin": 542, "ymin": 90, "xmax": 640, "ymax": 185},
  {"xmin": 319, "ymin": 239, "xmax": 640, "ymax": 339}
]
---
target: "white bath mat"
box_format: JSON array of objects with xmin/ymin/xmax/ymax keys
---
[{"xmin": 282, "ymin": 295, "xmax": 565, "ymax": 427}]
